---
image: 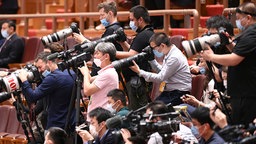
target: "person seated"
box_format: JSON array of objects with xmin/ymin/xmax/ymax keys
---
[
  {"xmin": 191, "ymin": 106, "xmax": 225, "ymax": 144},
  {"xmin": 44, "ymin": 127, "xmax": 68, "ymax": 144},
  {"xmin": 77, "ymin": 107, "xmax": 115, "ymax": 144},
  {"xmin": 0, "ymin": 20, "xmax": 24, "ymax": 68},
  {"xmin": 106, "ymin": 88, "xmax": 129, "ymax": 116}
]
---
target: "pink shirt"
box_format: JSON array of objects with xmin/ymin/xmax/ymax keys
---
[{"xmin": 87, "ymin": 65, "xmax": 119, "ymax": 116}]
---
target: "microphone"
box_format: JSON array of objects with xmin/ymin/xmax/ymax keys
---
[
  {"xmin": 106, "ymin": 115, "xmax": 123, "ymax": 129},
  {"xmin": 47, "ymin": 52, "xmax": 59, "ymax": 60}
]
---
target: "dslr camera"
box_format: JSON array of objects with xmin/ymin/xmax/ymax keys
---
[
  {"xmin": 181, "ymin": 27, "xmax": 230, "ymax": 58},
  {"xmin": 41, "ymin": 22, "xmax": 80, "ymax": 46},
  {"xmin": 0, "ymin": 64, "xmax": 41, "ymax": 93}
]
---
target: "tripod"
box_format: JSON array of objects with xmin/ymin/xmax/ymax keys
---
[
  {"xmin": 13, "ymin": 90, "xmax": 39, "ymax": 143},
  {"xmin": 65, "ymin": 67, "xmax": 84, "ymax": 144}
]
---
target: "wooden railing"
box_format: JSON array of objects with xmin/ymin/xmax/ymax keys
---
[
  {"xmin": 139, "ymin": 0, "xmax": 229, "ymax": 16},
  {"xmin": 222, "ymin": 7, "xmax": 236, "ymax": 16},
  {"xmin": 0, "ymin": 9, "xmax": 200, "ymax": 38}
]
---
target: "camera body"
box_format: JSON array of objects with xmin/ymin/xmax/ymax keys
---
[
  {"xmin": 0, "ymin": 64, "xmax": 41, "ymax": 93},
  {"xmin": 41, "ymin": 22, "xmax": 80, "ymax": 46}
]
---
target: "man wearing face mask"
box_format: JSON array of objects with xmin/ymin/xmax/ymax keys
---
[
  {"xmin": 73, "ymin": 1, "xmax": 125, "ymax": 76},
  {"xmin": 130, "ymin": 32, "xmax": 191, "ymax": 106},
  {"xmin": 30, "ymin": 52, "xmax": 52, "ymax": 137},
  {"xmin": 79, "ymin": 42, "xmax": 119, "ymax": 120},
  {"xmin": 106, "ymin": 88, "xmax": 129, "ymax": 116},
  {"xmin": 77, "ymin": 107, "xmax": 115, "ymax": 144},
  {"xmin": 0, "ymin": 20, "xmax": 24, "ymax": 68},
  {"xmin": 18, "ymin": 53, "xmax": 76, "ymax": 137},
  {"xmin": 201, "ymin": 2, "xmax": 256, "ymax": 126},
  {"xmin": 191, "ymin": 106, "xmax": 225, "ymax": 144},
  {"xmin": 116, "ymin": 5, "xmax": 154, "ymax": 111}
]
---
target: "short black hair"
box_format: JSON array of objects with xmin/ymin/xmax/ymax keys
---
[
  {"xmin": 146, "ymin": 101, "xmax": 171, "ymax": 120},
  {"xmin": 130, "ymin": 5, "xmax": 150, "ymax": 24},
  {"xmin": 190, "ymin": 107, "xmax": 215, "ymax": 128},
  {"xmin": 107, "ymin": 89, "xmax": 127, "ymax": 106},
  {"xmin": 47, "ymin": 127, "xmax": 68, "ymax": 144},
  {"xmin": 149, "ymin": 32, "xmax": 171, "ymax": 47},
  {"xmin": 2, "ymin": 20, "xmax": 16, "ymax": 31},
  {"xmin": 89, "ymin": 107, "xmax": 113, "ymax": 123},
  {"xmin": 206, "ymin": 15, "xmax": 234, "ymax": 36}
]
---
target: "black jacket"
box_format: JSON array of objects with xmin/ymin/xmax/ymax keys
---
[{"xmin": 0, "ymin": 33, "xmax": 24, "ymax": 68}]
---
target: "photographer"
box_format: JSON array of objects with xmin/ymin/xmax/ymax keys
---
[
  {"xmin": 116, "ymin": 5, "xmax": 154, "ymax": 110},
  {"xmin": 201, "ymin": 2, "xmax": 256, "ymax": 126},
  {"xmin": 130, "ymin": 32, "xmax": 191, "ymax": 106},
  {"xmin": 78, "ymin": 42, "xmax": 119, "ymax": 121},
  {"xmin": 18, "ymin": 53, "xmax": 76, "ymax": 132},
  {"xmin": 77, "ymin": 107, "xmax": 115, "ymax": 144},
  {"xmin": 121, "ymin": 101, "xmax": 176, "ymax": 144},
  {"xmin": 73, "ymin": 1, "xmax": 125, "ymax": 76}
]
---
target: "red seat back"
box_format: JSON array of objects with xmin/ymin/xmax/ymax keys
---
[
  {"xmin": 191, "ymin": 74, "xmax": 207, "ymax": 101},
  {"xmin": 22, "ymin": 37, "xmax": 41, "ymax": 63},
  {"xmin": 6, "ymin": 106, "xmax": 21, "ymax": 134},
  {"xmin": 170, "ymin": 35, "xmax": 185, "ymax": 52},
  {"xmin": 0, "ymin": 105, "xmax": 12, "ymax": 132}
]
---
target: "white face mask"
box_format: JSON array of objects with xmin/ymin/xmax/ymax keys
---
[
  {"xmin": 93, "ymin": 58, "xmax": 102, "ymax": 67},
  {"xmin": 236, "ymin": 20, "xmax": 245, "ymax": 31},
  {"xmin": 89, "ymin": 125, "xmax": 98, "ymax": 138},
  {"xmin": 129, "ymin": 21, "xmax": 138, "ymax": 32},
  {"xmin": 236, "ymin": 17, "xmax": 246, "ymax": 31},
  {"xmin": 106, "ymin": 101, "xmax": 118, "ymax": 114},
  {"xmin": 1, "ymin": 29, "xmax": 9, "ymax": 38}
]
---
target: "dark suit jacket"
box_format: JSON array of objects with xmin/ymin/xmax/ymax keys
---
[
  {"xmin": 0, "ymin": 33, "xmax": 24, "ymax": 68},
  {"xmin": 0, "ymin": 0, "xmax": 19, "ymax": 14},
  {"xmin": 92, "ymin": 129, "xmax": 115, "ymax": 144}
]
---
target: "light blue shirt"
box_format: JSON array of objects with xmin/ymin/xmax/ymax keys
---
[{"xmin": 139, "ymin": 45, "xmax": 191, "ymax": 92}]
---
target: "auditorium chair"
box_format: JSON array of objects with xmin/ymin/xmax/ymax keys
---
[
  {"xmin": 0, "ymin": 105, "xmax": 12, "ymax": 139},
  {"xmin": 8, "ymin": 36, "xmax": 42, "ymax": 69},
  {"xmin": 22, "ymin": 37, "xmax": 42, "ymax": 63},
  {"xmin": 169, "ymin": 35, "xmax": 185, "ymax": 52},
  {"xmin": 0, "ymin": 106, "xmax": 27, "ymax": 144},
  {"xmin": 191, "ymin": 74, "xmax": 207, "ymax": 101}
]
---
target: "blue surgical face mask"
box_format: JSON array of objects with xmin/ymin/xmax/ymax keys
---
[
  {"xmin": 129, "ymin": 21, "xmax": 138, "ymax": 32},
  {"xmin": 100, "ymin": 18, "xmax": 110, "ymax": 27},
  {"xmin": 199, "ymin": 67, "xmax": 206, "ymax": 74},
  {"xmin": 236, "ymin": 19, "xmax": 245, "ymax": 31},
  {"xmin": 153, "ymin": 49, "xmax": 164, "ymax": 58},
  {"xmin": 191, "ymin": 125, "xmax": 201, "ymax": 140},
  {"xmin": 42, "ymin": 70, "xmax": 51, "ymax": 78},
  {"xmin": 1, "ymin": 29, "xmax": 9, "ymax": 38}
]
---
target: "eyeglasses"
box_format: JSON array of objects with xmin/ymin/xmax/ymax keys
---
[
  {"xmin": 236, "ymin": 8, "xmax": 256, "ymax": 17},
  {"xmin": 151, "ymin": 45, "xmax": 160, "ymax": 50}
]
